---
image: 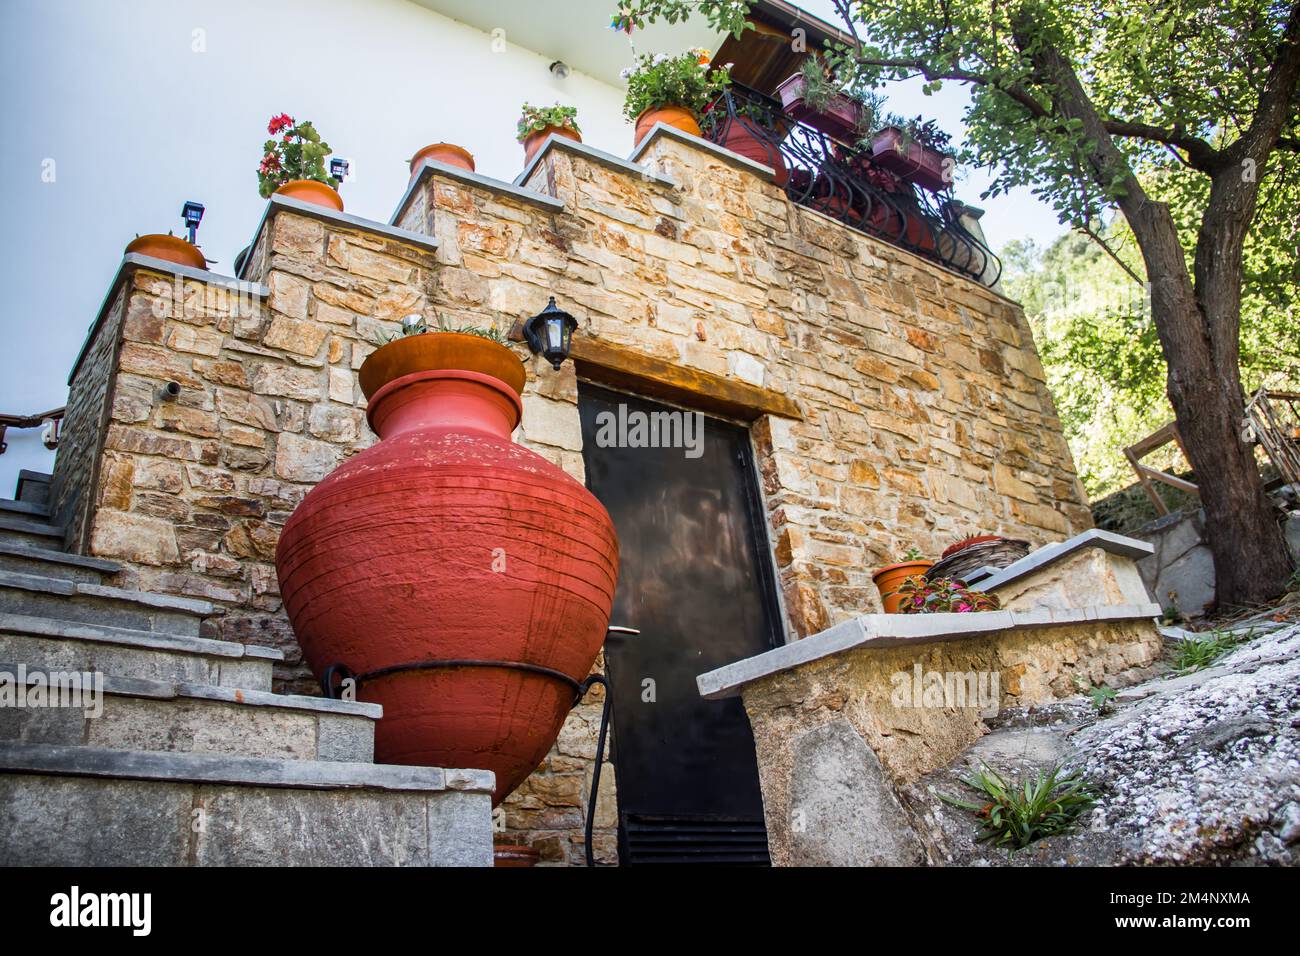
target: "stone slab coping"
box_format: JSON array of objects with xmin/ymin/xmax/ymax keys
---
[
  {"xmin": 513, "ymin": 132, "xmax": 680, "ymax": 190},
  {"xmin": 0, "ymin": 743, "xmax": 496, "ymax": 794},
  {"xmin": 68, "ymin": 253, "xmax": 270, "ymax": 386},
  {"xmin": 0, "ymin": 542, "xmax": 123, "ymax": 575},
  {"xmin": 0, "ymin": 513, "xmax": 62, "ymax": 538},
  {"xmin": 696, "ymin": 602, "xmax": 1162, "ymax": 700},
  {"xmin": 236, "ymin": 194, "xmax": 441, "ymax": 281},
  {"xmin": 628, "ymin": 121, "xmax": 778, "ymax": 183},
  {"xmin": 0, "ymin": 569, "xmax": 214, "ymax": 616},
  {"xmin": 0, "ymin": 611, "xmax": 284, "ymax": 662},
  {"xmin": 970, "ymin": 529, "xmax": 1156, "ymax": 593},
  {"xmin": 391, "ymin": 158, "xmax": 565, "ymax": 226},
  {"xmin": 0, "ymin": 662, "xmax": 381, "ymax": 718},
  {"xmin": 0, "ymin": 498, "xmax": 49, "ymax": 519}
]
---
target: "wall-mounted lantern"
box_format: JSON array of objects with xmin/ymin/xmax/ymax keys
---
[
  {"xmin": 330, "ymin": 158, "xmax": 350, "ymax": 186},
  {"xmin": 523, "ymin": 297, "xmax": 578, "ymax": 370}
]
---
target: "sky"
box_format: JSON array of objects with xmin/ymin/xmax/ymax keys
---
[{"xmin": 0, "ymin": 0, "xmax": 1068, "ymax": 493}]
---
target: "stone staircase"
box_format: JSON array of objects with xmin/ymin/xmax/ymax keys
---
[{"xmin": 0, "ymin": 473, "xmax": 493, "ymax": 865}]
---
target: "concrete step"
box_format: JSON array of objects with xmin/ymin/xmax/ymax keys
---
[
  {"xmin": 0, "ymin": 497, "xmax": 49, "ymax": 520},
  {"xmin": 0, "ymin": 513, "xmax": 64, "ymax": 550},
  {"xmin": 0, "ymin": 541, "xmax": 121, "ymax": 584},
  {"xmin": 0, "ymin": 664, "xmax": 378, "ymax": 763},
  {"xmin": 0, "ymin": 611, "xmax": 281, "ymax": 691},
  {"xmin": 14, "ymin": 471, "xmax": 51, "ymax": 508},
  {"xmin": 0, "ymin": 569, "xmax": 212, "ymax": 636},
  {"xmin": 0, "ymin": 743, "xmax": 494, "ymax": 866}
]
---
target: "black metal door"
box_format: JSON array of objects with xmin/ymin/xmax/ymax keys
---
[{"xmin": 577, "ymin": 384, "xmax": 783, "ymax": 864}]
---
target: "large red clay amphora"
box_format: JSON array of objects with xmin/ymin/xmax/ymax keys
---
[{"xmin": 275, "ymin": 332, "xmax": 619, "ymax": 805}]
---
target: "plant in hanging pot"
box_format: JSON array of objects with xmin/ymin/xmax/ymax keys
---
[
  {"xmin": 274, "ymin": 315, "xmax": 619, "ymax": 807},
  {"xmin": 871, "ymin": 546, "xmax": 934, "ymax": 614},
  {"xmin": 621, "ymin": 49, "xmax": 730, "ymax": 147},
  {"xmin": 870, "ymin": 116, "xmax": 956, "ymax": 193},
  {"xmin": 125, "ymin": 231, "xmax": 207, "ymax": 269},
  {"xmin": 775, "ymin": 58, "xmax": 875, "ymax": 143},
  {"xmin": 257, "ymin": 112, "xmax": 344, "ymax": 211},
  {"xmin": 517, "ymin": 103, "xmax": 581, "ymax": 165},
  {"xmin": 408, "ymin": 142, "xmax": 476, "ymax": 178}
]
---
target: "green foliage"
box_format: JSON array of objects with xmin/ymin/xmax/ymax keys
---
[
  {"xmin": 939, "ymin": 762, "xmax": 1097, "ymax": 852},
  {"xmin": 621, "ymin": 50, "xmax": 731, "ymax": 122},
  {"xmin": 257, "ymin": 114, "xmax": 333, "ymax": 198},
  {"xmin": 516, "ymin": 103, "xmax": 580, "ymax": 143},
  {"xmin": 1073, "ymin": 678, "xmax": 1118, "ymax": 714},
  {"xmin": 376, "ymin": 316, "xmax": 505, "ymax": 347},
  {"xmin": 896, "ymin": 576, "xmax": 1002, "ymax": 613},
  {"xmin": 1172, "ymin": 629, "xmax": 1249, "ymax": 674},
  {"xmin": 902, "ymin": 545, "xmax": 927, "ymax": 561}
]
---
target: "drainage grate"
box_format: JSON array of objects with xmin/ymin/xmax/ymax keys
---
[{"xmin": 621, "ymin": 815, "xmax": 770, "ymax": 865}]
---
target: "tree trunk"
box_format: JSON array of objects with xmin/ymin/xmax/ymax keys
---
[{"xmin": 1014, "ymin": 13, "xmax": 1295, "ymax": 608}]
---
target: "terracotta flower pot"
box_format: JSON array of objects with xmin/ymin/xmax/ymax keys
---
[
  {"xmin": 522, "ymin": 125, "xmax": 581, "ymax": 165},
  {"xmin": 493, "ymin": 843, "xmax": 541, "ymax": 867},
  {"xmin": 775, "ymin": 73, "xmax": 864, "ymax": 143},
  {"xmin": 871, "ymin": 561, "xmax": 934, "ymax": 614},
  {"xmin": 124, "ymin": 234, "xmax": 206, "ymax": 270},
  {"xmin": 712, "ymin": 115, "xmax": 789, "ymax": 187},
  {"xmin": 634, "ymin": 105, "xmax": 702, "ymax": 146},
  {"xmin": 274, "ymin": 179, "xmax": 344, "ymax": 211},
  {"xmin": 942, "ymin": 535, "xmax": 1002, "ymax": 559},
  {"xmin": 275, "ymin": 333, "xmax": 619, "ymax": 806},
  {"xmin": 409, "ymin": 143, "xmax": 475, "ymax": 178},
  {"xmin": 871, "ymin": 127, "xmax": 953, "ymax": 193}
]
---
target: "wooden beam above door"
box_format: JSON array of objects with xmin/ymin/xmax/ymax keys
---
[{"xmin": 570, "ymin": 337, "xmax": 803, "ymax": 424}]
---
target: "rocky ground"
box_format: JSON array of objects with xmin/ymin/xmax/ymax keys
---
[{"xmin": 904, "ymin": 619, "xmax": 1300, "ymax": 865}]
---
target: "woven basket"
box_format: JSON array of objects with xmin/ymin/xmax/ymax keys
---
[{"xmin": 924, "ymin": 538, "xmax": 1030, "ymax": 583}]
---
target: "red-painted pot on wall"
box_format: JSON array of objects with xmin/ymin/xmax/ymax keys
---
[{"xmin": 274, "ymin": 332, "xmax": 619, "ymax": 806}]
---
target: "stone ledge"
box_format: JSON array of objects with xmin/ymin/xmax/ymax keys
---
[
  {"xmin": 391, "ymin": 158, "xmax": 565, "ymax": 226},
  {"xmin": 628, "ymin": 121, "xmax": 778, "ymax": 182},
  {"xmin": 972, "ymin": 529, "xmax": 1155, "ymax": 592},
  {"xmin": 0, "ymin": 542, "xmax": 122, "ymax": 575},
  {"xmin": 0, "ymin": 611, "xmax": 283, "ymax": 661},
  {"xmin": 514, "ymin": 132, "xmax": 680, "ymax": 190},
  {"xmin": 0, "ymin": 662, "xmax": 381, "ymax": 718},
  {"xmin": 236, "ymin": 194, "xmax": 441, "ymax": 281},
  {"xmin": 0, "ymin": 742, "xmax": 495, "ymax": 794},
  {"xmin": 0, "ymin": 569, "xmax": 214, "ymax": 616},
  {"xmin": 697, "ymin": 602, "xmax": 1162, "ymax": 699},
  {"xmin": 69, "ymin": 254, "xmax": 269, "ymax": 386}
]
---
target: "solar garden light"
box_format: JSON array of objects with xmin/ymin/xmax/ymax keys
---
[
  {"xmin": 330, "ymin": 157, "xmax": 350, "ymax": 185},
  {"xmin": 181, "ymin": 200, "xmax": 205, "ymax": 244}
]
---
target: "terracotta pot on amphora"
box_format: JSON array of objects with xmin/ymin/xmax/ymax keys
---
[{"xmin": 274, "ymin": 332, "xmax": 619, "ymax": 805}]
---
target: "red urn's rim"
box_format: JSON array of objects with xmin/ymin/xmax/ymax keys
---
[{"xmin": 358, "ymin": 332, "xmax": 526, "ymax": 401}]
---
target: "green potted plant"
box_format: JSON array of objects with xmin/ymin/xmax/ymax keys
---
[
  {"xmin": 258, "ymin": 113, "xmax": 343, "ymax": 211},
  {"xmin": 871, "ymin": 546, "xmax": 934, "ymax": 613},
  {"xmin": 895, "ymin": 576, "xmax": 1002, "ymax": 614},
  {"xmin": 775, "ymin": 58, "xmax": 873, "ymax": 143},
  {"xmin": 517, "ymin": 103, "xmax": 581, "ymax": 165},
  {"xmin": 622, "ymin": 49, "xmax": 731, "ymax": 147}
]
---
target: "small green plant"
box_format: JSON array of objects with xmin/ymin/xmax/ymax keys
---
[
  {"xmin": 1073, "ymin": 677, "xmax": 1117, "ymax": 714},
  {"xmin": 939, "ymin": 763, "xmax": 1096, "ymax": 853},
  {"xmin": 1172, "ymin": 629, "xmax": 1248, "ymax": 673},
  {"xmin": 376, "ymin": 316, "xmax": 505, "ymax": 347},
  {"xmin": 896, "ymin": 576, "xmax": 1001, "ymax": 613},
  {"xmin": 621, "ymin": 50, "xmax": 731, "ymax": 122},
  {"xmin": 902, "ymin": 546, "xmax": 927, "ymax": 562},
  {"xmin": 516, "ymin": 103, "xmax": 580, "ymax": 142},
  {"xmin": 257, "ymin": 113, "xmax": 334, "ymax": 198}
]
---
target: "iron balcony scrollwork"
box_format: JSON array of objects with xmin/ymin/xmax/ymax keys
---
[{"xmin": 700, "ymin": 86, "xmax": 1002, "ymax": 287}]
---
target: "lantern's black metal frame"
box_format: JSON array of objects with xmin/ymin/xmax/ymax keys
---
[{"xmin": 522, "ymin": 296, "xmax": 578, "ymax": 370}]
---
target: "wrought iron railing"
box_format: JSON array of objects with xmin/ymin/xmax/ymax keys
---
[
  {"xmin": 0, "ymin": 407, "xmax": 63, "ymax": 455},
  {"xmin": 700, "ymin": 86, "xmax": 1002, "ymax": 286}
]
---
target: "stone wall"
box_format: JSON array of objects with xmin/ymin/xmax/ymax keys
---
[{"xmin": 62, "ymin": 130, "xmax": 1090, "ymax": 865}]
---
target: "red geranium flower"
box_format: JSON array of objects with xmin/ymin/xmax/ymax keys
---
[{"xmin": 267, "ymin": 113, "xmax": 294, "ymax": 135}]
